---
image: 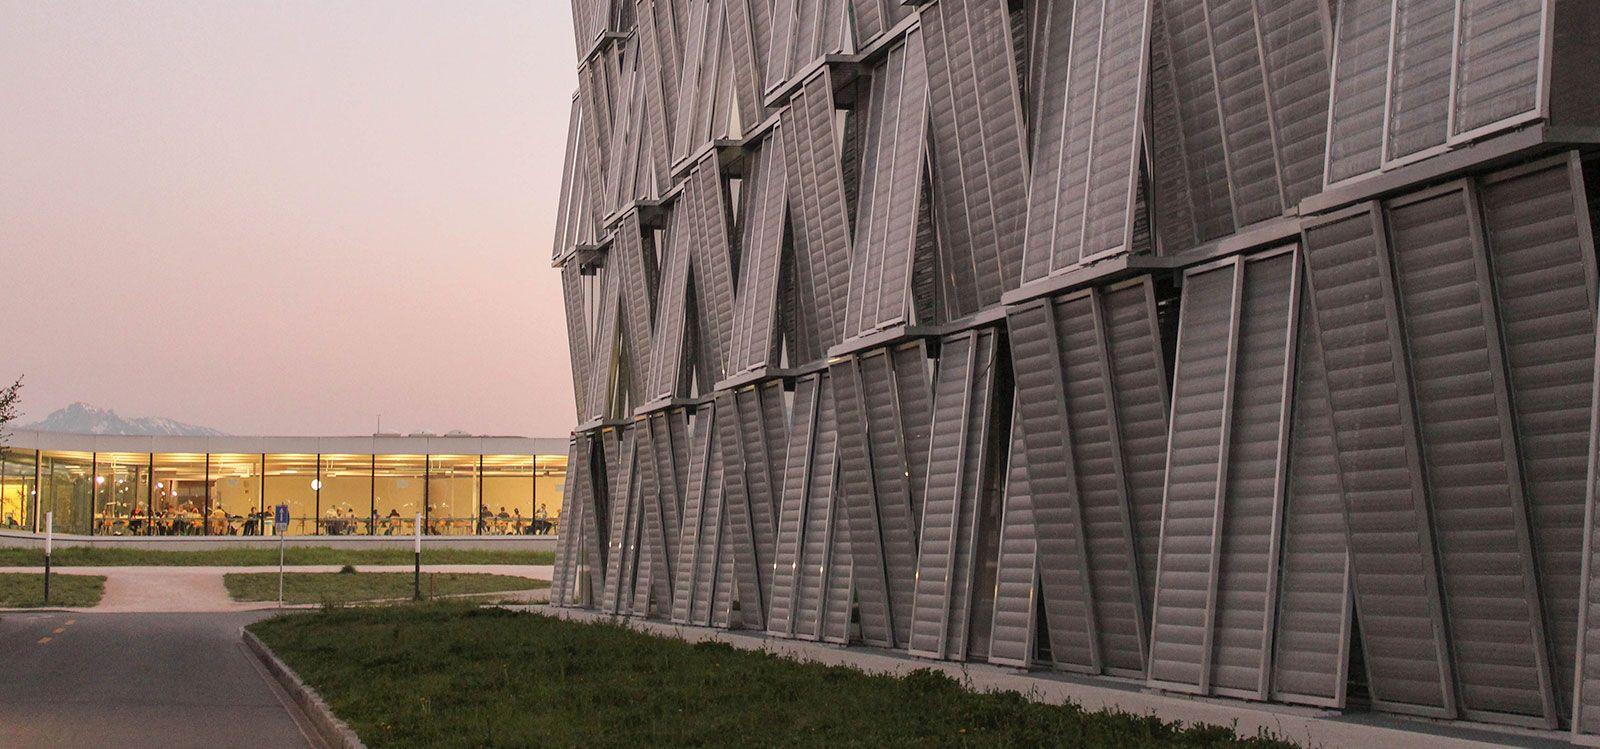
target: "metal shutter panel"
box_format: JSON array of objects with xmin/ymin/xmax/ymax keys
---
[
  {"xmin": 831, "ymin": 358, "xmax": 896, "ymax": 646},
  {"xmin": 988, "ymin": 398, "xmax": 1038, "ymax": 667},
  {"xmin": 601, "ymin": 429, "xmax": 639, "ymax": 613},
  {"xmin": 1389, "ymin": 186, "xmax": 1553, "ymax": 723},
  {"xmin": 1148, "ymin": 262, "xmax": 1236, "ymax": 693},
  {"xmin": 1452, "ymin": 0, "xmax": 1545, "ymax": 138},
  {"xmin": 862, "ymin": 350, "xmax": 924, "ymax": 647},
  {"xmin": 1384, "ymin": 0, "xmax": 1454, "ymax": 164},
  {"xmin": 1271, "ymin": 279, "xmax": 1353, "ymax": 708},
  {"xmin": 1257, "ymin": 0, "xmax": 1330, "ymax": 206},
  {"xmin": 1325, "ymin": 0, "xmax": 1391, "ymax": 185},
  {"xmin": 768, "ymin": 377, "xmax": 818, "ymax": 637},
  {"xmin": 1301, "ymin": 205, "xmax": 1454, "ymax": 717},
  {"xmin": 1208, "ymin": 0, "xmax": 1284, "ymax": 227},
  {"xmin": 1481, "ymin": 157, "xmax": 1597, "ymax": 719}
]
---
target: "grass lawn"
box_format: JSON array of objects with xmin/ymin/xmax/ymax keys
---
[
  {"xmin": 249, "ymin": 604, "xmax": 1295, "ymax": 748},
  {"xmin": 0, "ymin": 546, "xmax": 552, "ymax": 567},
  {"xmin": 225, "ymin": 571, "xmax": 548, "ymax": 604},
  {"xmin": 0, "ymin": 572, "xmax": 106, "ymax": 608}
]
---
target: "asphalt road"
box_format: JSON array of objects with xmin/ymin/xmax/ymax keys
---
[{"xmin": 0, "ymin": 610, "xmax": 318, "ymax": 748}]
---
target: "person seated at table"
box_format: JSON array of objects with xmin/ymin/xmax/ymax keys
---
[
  {"xmin": 129, "ymin": 505, "xmax": 146, "ymax": 535},
  {"xmin": 383, "ymin": 508, "xmax": 401, "ymax": 536},
  {"xmin": 512, "ymin": 508, "xmax": 524, "ymax": 534},
  {"xmin": 533, "ymin": 503, "xmax": 551, "ymax": 535},
  {"xmin": 477, "ymin": 504, "xmax": 492, "ymax": 534}
]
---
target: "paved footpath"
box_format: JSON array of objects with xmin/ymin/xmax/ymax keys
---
[{"xmin": 0, "ymin": 564, "xmax": 552, "ymax": 612}]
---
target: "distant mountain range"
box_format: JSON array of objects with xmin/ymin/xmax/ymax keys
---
[{"xmin": 20, "ymin": 403, "xmax": 226, "ymax": 437}]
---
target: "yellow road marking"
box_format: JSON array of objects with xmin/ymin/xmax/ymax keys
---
[
  {"xmin": 51, "ymin": 627, "xmax": 65, "ymax": 634},
  {"xmin": 36, "ymin": 637, "xmax": 50, "ymax": 645},
  {"xmin": 64, "ymin": 619, "xmax": 75, "ymax": 626}
]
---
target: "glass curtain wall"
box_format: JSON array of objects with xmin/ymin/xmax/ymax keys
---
[
  {"xmin": 210, "ymin": 454, "xmax": 262, "ymax": 536},
  {"xmin": 427, "ymin": 455, "xmax": 477, "ymax": 535},
  {"xmin": 0, "ymin": 449, "xmax": 38, "ymax": 530},
  {"xmin": 94, "ymin": 452, "xmax": 151, "ymax": 536},
  {"xmin": 39, "ymin": 451, "xmax": 93, "ymax": 535},
  {"xmin": 374, "ymin": 455, "xmax": 425, "ymax": 536},
  {"xmin": 264, "ymin": 454, "xmax": 318, "ymax": 536},
  {"xmin": 535, "ymin": 454, "xmax": 566, "ymax": 535},
  {"xmin": 152, "ymin": 454, "xmax": 207, "ymax": 535},
  {"xmin": 319, "ymin": 455, "xmax": 372, "ymax": 535},
  {"xmin": 481, "ymin": 455, "xmax": 533, "ymax": 534}
]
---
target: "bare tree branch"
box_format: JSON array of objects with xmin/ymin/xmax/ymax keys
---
[{"xmin": 0, "ymin": 376, "xmax": 23, "ymax": 449}]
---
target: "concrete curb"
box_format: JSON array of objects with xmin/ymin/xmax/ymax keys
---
[{"xmin": 241, "ymin": 627, "xmax": 367, "ymax": 749}]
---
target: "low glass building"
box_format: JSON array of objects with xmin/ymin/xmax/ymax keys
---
[{"xmin": 0, "ymin": 430, "xmax": 568, "ymax": 537}]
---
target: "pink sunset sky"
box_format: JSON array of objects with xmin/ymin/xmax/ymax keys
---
[{"xmin": 1, "ymin": 2, "xmax": 581, "ymax": 437}]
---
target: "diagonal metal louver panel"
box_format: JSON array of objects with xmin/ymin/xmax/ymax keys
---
[
  {"xmin": 635, "ymin": 1, "xmax": 675, "ymax": 193},
  {"xmin": 552, "ymin": 95, "xmax": 586, "ymax": 263},
  {"xmin": 1006, "ymin": 302, "xmax": 1098, "ymax": 672},
  {"xmin": 688, "ymin": 157, "xmax": 739, "ymax": 382},
  {"xmin": 575, "ymin": 432, "xmax": 610, "ymax": 608},
  {"xmin": 768, "ymin": 376, "xmax": 819, "ymax": 638},
  {"xmin": 1323, "ymin": 0, "xmax": 1391, "ymax": 185},
  {"xmin": 763, "ymin": 0, "xmax": 848, "ymax": 94},
  {"xmin": 551, "ymin": 437, "xmax": 582, "ymax": 607},
  {"xmin": 731, "ymin": 384, "xmax": 785, "ymax": 622},
  {"xmin": 920, "ymin": 0, "xmax": 1029, "ymax": 317},
  {"xmin": 910, "ymin": 328, "xmax": 1002, "ymax": 661},
  {"xmin": 578, "ymin": 54, "xmax": 619, "ymax": 222},
  {"xmin": 670, "ymin": 405, "xmax": 717, "ymax": 624},
  {"xmin": 865, "ymin": 346, "xmax": 931, "ymax": 647},
  {"xmin": 1301, "ymin": 204, "xmax": 1454, "ymax": 718},
  {"xmin": 1207, "ymin": 0, "xmax": 1284, "ymax": 228},
  {"xmin": 713, "ymin": 391, "xmax": 766, "ymax": 627},
  {"xmin": 1383, "ymin": 0, "xmax": 1455, "ymax": 165},
  {"xmin": 614, "ymin": 214, "xmax": 658, "ymax": 405},
  {"xmin": 782, "ymin": 71, "xmax": 854, "ymax": 355},
  {"xmin": 1254, "ymin": 0, "xmax": 1330, "ymax": 208},
  {"xmin": 561, "ymin": 264, "xmax": 593, "ymax": 421},
  {"xmin": 730, "ymin": 138, "xmax": 789, "ymax": 374},
  {"xmin": 1270, "ymin": 280, "xmax": 1353, "ymax": 708},
  {"xmin": 1148, "ymin": 260, "xmax": 1237, "ymax": 694},
  {"xmin": 1388, "ymin": 184, "xmax": 1555, "ymax": 725},
  {"xmin": 892, "ymin": 343, "xmax": 935, "ymax": 530},
  {"xmin": 987, "ymin": 396, "xmax": 1036, "ymax": 667},
  {"xmin": 795, "ymin": 372, "xmax": 849, "ymax": 642},
  {"xmin": 587, "ymin": 263, "xmax": 624, "ymax": 422},
  {"xmin": 850, "ymin": 0, "xmax": 910, "ymax": 47},
  {"xmin": 723, "ymin": 0, "xmax": 770, "ymax": 131},
  {"xmin": 1099, "ymin": 279, "xmax": 1171, "ymax": 620},
  {"xmin": 1021, "ymin": 0, "xmax": 1151, "ymax": 280},
  {"xmin": 831, "ymin": 356, "xmax": 897, "ymax": 646},
  {"xmin": 632, "ymin": 414, "xmax": 677, "ymax": 615},
  {"xmin": 647, "ymin": 206, "xmax": 694, "ymax": 401},
  {"xmin": 601, "ymin": 427, "xmax": 640, "ymax": 614},
  {"xmin": 1144, "ymin": 0, "xmax": 1199, "ymax": 253},
  {"xmin": 1149, "ymin": 0, "xmax": 1231, "ymax": 247},
  {"xmin": 1481, "ymin": 155, "xmax": 1597, "ymax": 721},
  {"xmin": 845, "ymin": 30, "xmax": 930, "ymax": 338},
  {"xmin": 601, "ymin": 42, "xmax": 644, "ymax": 214},
  {"xmin": 1212, "ymin": 249, "xmax": 1296, "ymax": 699},
  {"xmin": 1451, "ymin": 0, "xmax": 1544, "ymax": 139}
]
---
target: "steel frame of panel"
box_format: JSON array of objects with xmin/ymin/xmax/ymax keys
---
[
  {"xmin": 1443, "ymin": 0, "xmax": 1551, "ymax": 147},
  {"xmin": 1577, "ymin": 164, "xmax": 1600, "ymax": 736},
  {"xmin": 832, "ymin": 355, "xmax": 900, "ymax": 647},
  {"xmin": 768, "ymin": 376, "xmax": 820, "ymax": 638},
  {"xmin": 987, "ymin": 395, "xmax": 1040, "ymax": 668}
]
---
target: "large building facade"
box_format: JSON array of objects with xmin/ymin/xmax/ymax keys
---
[{"xmin": 549, "ymin": 0, "xmax": 1600, "ymax": 736}]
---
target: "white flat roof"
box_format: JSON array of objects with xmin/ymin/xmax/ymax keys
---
[{"xmin": 1, "ymin": 429, "xmax": 571, "ymax": 456}]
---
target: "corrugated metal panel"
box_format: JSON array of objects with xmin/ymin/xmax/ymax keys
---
[
  {"xmin": 1384, "ymin": 0, "xmax": 1454, "ymax": 164},
  {"xmin": 1145, "ymin": 0, "xmax": 1200, "ymax": 253},
  {"xmin": 866, "ymin": 347, "xmax": 926, "ymax": 648},
  {"xmin": 1052, "ymin": 291, "xmax": 1146, "ymax": 675},
  {"xmin": 723, "ymin": 0, "xmax": 769, "ymax": 129},
  {"xmin": 1451, "ymin": 0, "xmax": 1544, "ymax": 138},
  {"xmin": 768, "ymin": 376, "xmax": 819, "ymax": 637},
  {"xmin": 1388, "ymin": 186, "xmax": 1553, "ymax": 723},
  {"xmin": 1481, "ymin": 157, "xmax": 1596, "ymax": 720},
  {"xmin": 1100, "ymin": 279, "xmax": 1171, "ymax": 621},
  {"xmin": 1153, "ymin": 0, "xmax": 1233, "ymax": 245},
  {"xmin": 1148, "ymin": 261, "xmax": 1236, "ymax": 693},
  {"xmin": 1271, "ymin": 277, "xmax": 1353, "ymax": 708},
  {"xmin": 1301, "ymin": 205, "xmax": 1454, "ymax": 717},
  {"xmin": 1324, "ymin": 0, "xmax": 1391, "ymax": 184},
  {"xmin": 920, "ymin": 0, "xmax": 1029, "ymax": 317},
  {"xmin": 552, "ymin": 95, "xmax": 585, "ymax": 262},
  {"xmin": 714, "ymin": 391, "xmax": 766, "ymax": 626},
  {"xmin": 813, "ymin": 373, "xmax": 853, "ymax": 643},
  {"xmin": 892, "ymin": 342, "xmax": 935, "ymax": 530},
  {"xmin": 781, "ymin": 71, "xmax": 853, "ymax": 357},
  {"xmin": 688, "ymin": 157, "xmax": 738, "ymax": 381},
  {"xmin": 552, "ymin": 437, "xmax": 582, "ymax": 606},
  {"xmin": 631, "ymin": 417, "xmax": 669, "ymax": 616},
  {"xmin": 1213, "ymin": 249, "xmax": 1296, "ymax": 699},
  {"xmin": 1005, "ymin": 302, "xmax": 1097, "ymax": 671},
  {"xmin": 910, "ymin": 329, "xmax": 1000, "ymax": 660},
  {"xmin": 1078, "ymin": 0, "xmax": 1151, "ymax": 262}
]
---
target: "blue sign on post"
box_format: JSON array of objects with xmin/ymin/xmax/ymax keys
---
[{"xmin": 274, "ymin": 503, "xmax": 290, "ymax": 534}]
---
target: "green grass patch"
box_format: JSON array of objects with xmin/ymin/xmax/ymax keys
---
[
  {"xmin": 0, "ymin": 572, "xmax": 105, "ymax": 607},
  {"xmin": 0, "ymin": 546, "xmax": 552, "ymax": 567},
  {"xmin": 225, "ymin": 572, "xmax": 547, "ymax": 605},
  {"xmin": 249, "ymin": 604, "xmax": 1295, "ymax": 748}
]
